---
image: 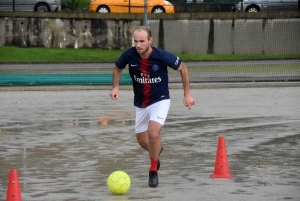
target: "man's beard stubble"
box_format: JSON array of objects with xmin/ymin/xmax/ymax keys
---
[{"xmin": 138, "ymin": 45, "xmax": 150, "ymax": 55}]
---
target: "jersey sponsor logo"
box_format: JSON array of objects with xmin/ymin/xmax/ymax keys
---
[
  {"xmin": 131, "ymin": 64, "xmax": 137, "ymax": 67},
  {"xmin": 175, "ymin": 57, "xmax": 179, "ymax": 65},
  {"xmin": 133, "ymin": 73, "xmax": 161, "ymax": 84},
  {"xmin": 152, "ymin": 64, "xmax": 159, "ymax": 71}
]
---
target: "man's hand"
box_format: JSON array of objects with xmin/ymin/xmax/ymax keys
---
[
  {"xmin": 110, "ymin": 67, "xmax": 123, "ymax": 100},
  {"xmin": 183, "ymin": 94, "xmax": 195, "ymax": 110},
  {"xmin": 110, "ymin": 87, "xmax": 119, "ymax": 100}
]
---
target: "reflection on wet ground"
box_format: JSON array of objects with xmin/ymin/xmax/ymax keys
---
[{"xmin": 0, "ymin": 88, "xmax": 299, "ymax": 200}]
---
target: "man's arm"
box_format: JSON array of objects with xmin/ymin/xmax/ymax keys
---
[
  {"xmin": 177, "ymin": 62, "xmax": 195, "ymax": 109},
  {"xmin": 109, "ymin": 67, "xmax": 123, "ymax": 100}
]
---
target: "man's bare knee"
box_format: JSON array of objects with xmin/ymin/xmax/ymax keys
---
[
  {"xmin": 148, "ymin": 132, "xmax": 160, "ymax": 142},
  {"xmin": 148, "ymin": 121, "xmax": 162, "ymax": 141}
]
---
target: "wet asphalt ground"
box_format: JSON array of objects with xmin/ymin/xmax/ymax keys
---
[{"xmin": 0, "ymin": 87, "xmax": 300, "ymax": 200}]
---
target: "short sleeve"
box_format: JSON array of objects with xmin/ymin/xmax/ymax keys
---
[
  {"xmin": 163, "ymin": 51, "xmax": 181, "ymax": 70},
  {"xmin": 115, "ymin": 51, "xmax": 129, "ymax": 69}
]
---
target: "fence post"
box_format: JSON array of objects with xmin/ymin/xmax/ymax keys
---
[
  {"xmin": 129, "ymin": 0, "xmax": 131, "ymax": 13},
  {"xmin": 241, "ymin": 0, "xmax": 243, "ymax": 11},
  {"xmin": 71, "ymin": 0, "xmax": 74, "ymax": 11},
  {"xmin": 12, "ymin": 0, "xmax": 15, "ymax": 11},
  {"xmin": 144, "ymin": 0, "xmax": 148, "ymax": 26}
]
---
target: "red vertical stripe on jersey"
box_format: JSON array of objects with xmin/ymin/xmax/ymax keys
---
[{"xmin": 140, "ymin": 59, "xmax": 151, "ymax": 108}]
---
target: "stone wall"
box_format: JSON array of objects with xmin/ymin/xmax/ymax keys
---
[
  {"xmin": 0, "ymin": 11, "xmax": 299, "ymax": 54},
  {"xmin": 0, "ymin": 18, "xmax": 140, "ymax": 49}
]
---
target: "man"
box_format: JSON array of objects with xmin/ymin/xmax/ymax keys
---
[{"xmin": 109, "ymin": 26, "xmax": 195, "ymax": 187}]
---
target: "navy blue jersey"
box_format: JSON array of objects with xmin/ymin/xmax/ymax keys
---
[{"xmin": 115, "ymin": 46, "xmax": 181, "ymax": 108}]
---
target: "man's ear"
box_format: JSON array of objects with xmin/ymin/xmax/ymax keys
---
[{"xmin": 149, "ymin": 37, "xmax": 153, "ymax": 44}]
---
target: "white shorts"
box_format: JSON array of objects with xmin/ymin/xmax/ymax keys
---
[{"xmin": 135, "ymin": 99, "xmax": 170, "ymax": 134}]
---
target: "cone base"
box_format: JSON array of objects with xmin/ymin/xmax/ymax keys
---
[{"xmin": 210, "ymin": 173, "xmax": 233, "ymax": 178}]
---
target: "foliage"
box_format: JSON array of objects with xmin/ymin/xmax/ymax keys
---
[{"xmin": 62, "ymin": 0, "xmax": 89, "ymax": 11}]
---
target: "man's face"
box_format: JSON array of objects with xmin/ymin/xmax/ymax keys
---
[{"xmin": 133, "ymin": 30, "xmax": 153, "ymax": 56}]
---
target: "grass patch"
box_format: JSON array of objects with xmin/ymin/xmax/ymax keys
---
[
  {"xmin": 0, "ymin": 46, "xmax": 299, "ymax": 63},
  {"xmin": 0, "ymin": 47, "xmax": 123, "ymax": 63}
]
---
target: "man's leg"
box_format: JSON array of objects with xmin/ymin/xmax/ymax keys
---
[
  {"xmin": 135, "ymin": 99, "xmax": 170, "ymax": 187},
  {"xmin": 136, "ymin": 129, "xmax": 163, "ymax": 167},
  {"xmin": 147, "ymin": 121, "xmax": 162, "ymax": 160},
  {"xmin": 136, "ymin": 121, "xmax": 162, "ymax": 187},
  {"xmin": 147, "ymin": 121, "xmax": 162, "ymax": 187},
  {"xmin": 140, "ymin": 121, "xmax": 161, "ymax": 187},
  {"xmin": 136, "ymin": 121, "xmax": 162, "ymax": 161}
]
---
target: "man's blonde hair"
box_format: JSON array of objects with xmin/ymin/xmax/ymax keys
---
[{"xmin": 134, "ymin": 26, "xmax": 152, "ymax": 40}]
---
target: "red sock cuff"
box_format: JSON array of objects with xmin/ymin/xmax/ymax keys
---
[{"xmin": 150, "ymin": 157, "xmax": 159, "ymax": 172}]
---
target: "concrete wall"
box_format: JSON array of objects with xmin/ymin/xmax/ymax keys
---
[
  {"xmin": 0, "ymin": 18, "xmax": 141, "ymax": 49},
  {"xmin": 0, "ymin": 12, "xmax": 299, "ymax": 54}
]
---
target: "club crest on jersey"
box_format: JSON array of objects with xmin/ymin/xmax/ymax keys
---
[{"xmin": 152, "ymin": 64, "xmax": 159, "ymax": 71}]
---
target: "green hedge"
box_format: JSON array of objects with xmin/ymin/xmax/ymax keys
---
[{"xmin": 62, "ymin": 0, "xmax": 89, "ymax": 11}]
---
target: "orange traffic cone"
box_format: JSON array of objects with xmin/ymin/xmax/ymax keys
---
[
  {"xmin": 210, "ymin": 136, "xmax": 233, "ymax": 178},
  {"xmin": 6, "ymin": 169, "xmax": 22, "ymax": 201}
]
